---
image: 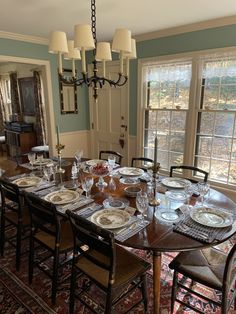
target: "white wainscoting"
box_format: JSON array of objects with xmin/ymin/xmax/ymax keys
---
[
  {"xmin": 127, "ymin": 135, "xmax": 137, "ymax": 166},
  {"xmin": 60, "ymin": 130, "xmax": 90, "ymax": 158}
]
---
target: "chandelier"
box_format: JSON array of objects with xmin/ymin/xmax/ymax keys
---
[{"xmin": 48, "ymin": 0, "xmax": 137, "ymax": 100}]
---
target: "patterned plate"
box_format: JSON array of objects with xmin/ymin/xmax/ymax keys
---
[
  {"xmin": 161, "ymin": 177, "xmax": 191, "ymax": 189},
  {"xmin": 44, "ymin": 189, "xmax": 80, "ymax": 205},
  {"xmin": 86, "ymin": 159, "xmax": 107, "ymax": 166},
  {"xmin": 103, "ymin": 197, "xmax": 129, "ymax": 209},
  {"xmin": 119, "ymin": 167, "xmax": 144, "ymax": 177},
  {"xmin": 91, "ymin": 209, "xmax": 130, "ymax": 229},
  {"xmin": 33, "ymin": 158, "xmax": 53, "ymax": 166},
  {"xmin": 13, "ymin": 176, "xmax": 42, "ymax": 187}
]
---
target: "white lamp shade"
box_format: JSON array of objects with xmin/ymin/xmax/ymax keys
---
[
  {"xmin": 95, "ymin": 42, "xmax": 112, "ymax": 61},
  {"xmin": 74, "ymin": 24, "xmax": 95, "ymax": 50},
  {"xmin": 112, "ymin": 28, "xmax": 131, "ymax": 53},
  {"xmin": 49, "ymin": 31, "xmax": 68, "ymax": 54},
  {"xmin": 123, "ymin": 38, "xmax": 137, "ymax": 59},
  {"xmin": 64, "ymin": 40, "xmax": 81, "ymax": 60}
]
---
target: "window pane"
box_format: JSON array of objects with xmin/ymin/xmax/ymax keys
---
[
  {"xmin": 195, "ymin": 157, "xmax": 210, "ymax": 173},
  {"xmin": 199, "ymin": 112, "xmax": 214, "ymax": 135},
  {"xmin": 196, "ymin": 136, "xmax": 212, "ymax": 157},
  {"xmin": 171, "ymin": 111, "xmax": 187, "ymax": 131},
  {"xmin": 209, "ymin": 160, "xmax": 229, "ymax": 183},
  {"xmin": 212, "ymin": 137, "xmax": 232, "ymax": 159},
  {"xmin": 229, "ymin": 163, "xmax": 236, "ymax": 184},
  {"xmin": 203, "ymin": 85, "xmax": 219, "ymax": 108},
  {"xmin": 219, "ymin": 85, "xmax": 236, "ymax": 108},
  {"xmin": 145, "ymin": 110, "xmax": 157, "ymax": 130},
  {"xmin": 169, "ymin": 133, "xmax": 185, "ymax": 153},
  {"xmin": 214, "ymin": 112, "xmax": 234, "ymax": 136}
]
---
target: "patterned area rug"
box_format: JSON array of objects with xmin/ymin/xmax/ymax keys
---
[{"xmin": 0, "ymin": 235, "xmax": 235, "ymax": 313}]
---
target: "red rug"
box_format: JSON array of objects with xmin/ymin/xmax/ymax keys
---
[{"xmin": 0, "ymin": 236, "xmax": 235, "ymax": 313}]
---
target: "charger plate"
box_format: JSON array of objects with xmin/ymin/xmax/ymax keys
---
[
  {"xmin": 91, "ymin": 209, "xmax": 130, "ymax": 229},
  {"xmin": 13, "ymin": 176, "xmax": 42, "ymax": 187},
  {"xmin": 44, "ymin": 189, "xmax": 79, "ymax": 205},
  {"xmin": 162, "ymin": 177, "xmax": 191, "ymax": 189},
  {"xmin": 190, "ymin": 206, "xmax": 234, "ymax": 228}
]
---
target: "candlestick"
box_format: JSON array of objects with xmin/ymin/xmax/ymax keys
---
[
  {"xmin": 56, "ymin": 125, "xmax": 60, "ymax": 147},
  {"xmin": 154, "ymin": 135, "xmax": 158, "ymax": 167}
]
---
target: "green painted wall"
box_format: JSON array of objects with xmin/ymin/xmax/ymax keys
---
[
  {"xmin": 1, "ymin": 24, "xmax": 236, "ymax": 135},
  {"xmin": 0, "ymin": 38, "xmax": 89, "ymax": 132}
]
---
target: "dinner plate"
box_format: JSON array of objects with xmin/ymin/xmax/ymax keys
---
[
  {"xmin": 90, "ymin": 208, "xmax": 131, "ymax": 229},
  {"xmin": 161, "ymin": 177, "xmax": 191, "ymax": 189},
  {"xmin": 44, "ymin": 189, "xmax": 80, "ymax": 205},
  {"xmin": 103, "ymin": 197, "xmax": 129, "ymax": 209},
  {"xmin": 33, "ymin": 158, "xmax": 53, "ymax": 166},
  {"xmin": 13, "ymin": 176, "xmax": 42, "ymax": 187},
  {"xmin": 119, "ymin": 167, "xmax": 144, "ymax": 177},
  {"xmin": 190, "ymin": 206, "xmax": 234, "ymax": 228},
  {"xmin": 86, "ymin": 159, "xmax": 107, "ymax": 166},
  {"xmin": 119, "ymin": 177, "xmax": 140, "ymax": 185}
]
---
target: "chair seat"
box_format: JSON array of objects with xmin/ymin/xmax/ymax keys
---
[
  {"xmin": 76, "ymin": 245, "xmax": 150, "ymax": 289},
  {"xmin": 169, "ymin": 248, "xmax": 227, "ymax": 290}
]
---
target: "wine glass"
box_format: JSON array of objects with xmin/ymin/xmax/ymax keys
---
[
  {"xmin": 75, "ymin": 149, "xmax": 83, "ymax": 168},
  {"xmin": 197, "ymin": 182, "xmax": 210, "ymax": 206},
  {"xmin": 81, "ymin": 176, "xmax": 94, "ymax": 198},
  {"xmin": 136, "ymin": 190, "xmax": 149, "ymax": 224},
  {"xmin": 184, "ymin": 184, "xmax": 194, "ymax": 206},
  {"xmin": 27, "ymin": 152, "xmax": 36, "ymax": 170},
  {"xmin": 43, "ymin": 166, "xmax": 51, "ymax": 182}
]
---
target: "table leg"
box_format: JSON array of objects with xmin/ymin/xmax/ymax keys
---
[{"xmin": 153, "ymin": 251, "xmax": 162, "ymax": 314}]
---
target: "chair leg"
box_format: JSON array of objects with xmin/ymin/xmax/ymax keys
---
[
  {"xmin": 221, "ymin": 291, "xmax": 227, "ymax": 314},
  {"xmin": 69, "ymin": 263, "xmax": 77, "ymax": 314},
  {"xmin": 16, "ymin": 224, "xmax": 22, "ymax": 271},
  {"xmin": 105, "ymin": 288, "xmax": 112, "ymax": 314},
  {"xmin": 171, "ymin": 271, "xmax": 178, "ymax": 314},
  {"xmin": 0, "ymin": 214, "xmax": 5, "ymax": 256},
  {"xmin": 51, "ymin": 248, "xmax": 59, "ymax": 305},
  {"xmin": 29, "ymin": 233, "xmax": 35, "ymax": 284},
  {"xmin": 140, "ymin": 274, "xmax": 148, "ymax": 313}
]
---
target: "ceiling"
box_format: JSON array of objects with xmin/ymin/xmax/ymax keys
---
[{"xmin": 1, "ymin": 0, "xmax": 236, "ymax": 41}]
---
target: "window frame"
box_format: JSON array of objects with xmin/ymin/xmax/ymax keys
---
[{"xmin": 137, "ymin": 47, "xmax": 236, "ymax": 195}]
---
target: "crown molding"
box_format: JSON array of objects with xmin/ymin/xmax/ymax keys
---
[
  {"xmin": 134, "ymin": 15, "xmax": 236, "ymax": 42},
  {"xmin": 0, "ymin": 31, "xmax": 48, "ymax": 45}
]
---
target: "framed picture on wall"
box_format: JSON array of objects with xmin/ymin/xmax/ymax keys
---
[{"xmin": 18, "ymin": 77, "xmax": 36, "ymax": 116}]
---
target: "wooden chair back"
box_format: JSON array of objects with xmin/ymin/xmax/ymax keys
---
[
  {"xmin": 170, "ymin": 165, "xmax": 208, "ymax": 182},
  {"xmin": 99, "ymin": 150, "xmax": 123, "ymax": 165}
]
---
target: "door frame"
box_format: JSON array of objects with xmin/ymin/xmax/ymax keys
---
[
  {"xmin": 88, "ymin": 60, "xmax": 130, "ymax": 163},
  {"xmin": 0, "ymin": 55, "xmax": 56, "ymax": 156}
]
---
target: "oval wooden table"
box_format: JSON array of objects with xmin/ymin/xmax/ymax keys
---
[
  {"xmin": 2, "ymin": 161, "xmax": 236, "ymax": 314},
  {"xmin": 89, "ymin": 176, "xmax": 236, "ymax": 314}
]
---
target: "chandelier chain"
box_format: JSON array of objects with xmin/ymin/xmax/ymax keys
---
[{"xmin": 91, "ymin": 0, "xmax": 97, "ymax": 46}]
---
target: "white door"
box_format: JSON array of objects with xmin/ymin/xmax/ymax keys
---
[{"xmin": 89, "ymin": 61, "xmax": 129, "ymax": 166}]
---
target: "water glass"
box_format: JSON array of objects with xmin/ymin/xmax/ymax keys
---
[
  {"xmin": 43, "ymin": 166, "xmax": 51, "ymax": 182},
  {"xmin": 81, "ymin": 176, "xmax": 94, "ymax": 198},
  {"xmin": 75, "ymin": 149, "xmax": 83, "ymax": 165},
  {"xmin": 108, "ymin": 155, "xmax": 116, "ymax": 170},
  {"xmin": 27, "ymin": 152, "xmax": 36, "ymax": 169},
  {"xmin": 136, "ymin": 190, "xmax": 149, "ymax": 223},
  {"xmin": 184, "ymin": 184, "xmax": 193, "ymax": 205}
]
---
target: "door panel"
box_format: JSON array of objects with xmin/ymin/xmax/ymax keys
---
[{"xmin": 89, "ymin": 62, "xmax": 129, "ymax": 166}]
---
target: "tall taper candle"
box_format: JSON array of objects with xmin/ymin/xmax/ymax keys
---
[
  {"xmin": 154, "ymin": 136, "xmax": 158, "ymax": 166},
  {"xmin": 56, "ymin": 125, "xmax": 60, "ymax": 146}
]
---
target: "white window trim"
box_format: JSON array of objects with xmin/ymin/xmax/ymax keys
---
[{"xmin": 137, "ymin": 46, "xmax": 236, "ymax": 199}]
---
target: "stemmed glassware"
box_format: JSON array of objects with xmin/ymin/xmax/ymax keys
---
[
  {"xmin": 75, "ymin": 149, "xmax": 83, "ymax": 169},
  {"xmin": 71, "ymin": 162, "xmax": 78, "ymax": 188},
  {"xmin": 81, "ymin": 176, "xmax": 94, "ymax": 198},
  {"xmin": 27, "ymin": 152, "xmax": 36, "ymax": 170},
  {"xmin": 108, "ymin": 155, "xmax": 116, "ymax": 191},
  {"xmin": 43, "ymin": 166, "xmax": 52, "ymax": 182},
  {"xmin": 184, "ymin": 184, "xmax": 194, "ymax": 206},
  {"xmin": 197, "ymin": 182, "xmax": 210, "ymax": 206},
  {"xmin": 136, "ymin": 190, "xmax": 149, "ymax": 224}
]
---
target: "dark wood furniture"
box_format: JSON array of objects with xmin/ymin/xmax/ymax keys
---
[
  {"xmin": 25, "ymin": 193, "xmax": 74, "ymax": 305},
  {"xmin": 169, "ymin": 244, "xmax": 236, "ymax": 313},
  {"xmin": 66, "ymin": 210, "xmax": 151, "ymax": 314},
  {"xmin": 5, "ymin": 129, "xmax": 36, "ymax": 163},
  {"xmin": 131, "ymin": 157, "xmax": 154, "ymax": 171},
  {"xmin": 0, "ymin": 178, "xmax": 30, "ymax": 271},
  {"xmin": 170, "ymin": 165, "xmax": 209, "ymax": 182},
  {"xmin": 99, "ymin": 150, "xmax": 123, "ymax": 165}
]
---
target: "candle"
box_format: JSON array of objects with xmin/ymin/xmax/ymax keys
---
[
  {"xmin": 154, "ymin": 136, "xmax": 158, "ymax": 166},
  {"xmin": 56, "ymin": 125, "xmax": 60, "ymax": 146},
  {"xmin": 81, "ymin": 47, "xmax": 86, "ymax": 73}
]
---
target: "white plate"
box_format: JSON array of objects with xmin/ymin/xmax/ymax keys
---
[
  {"xmin": 86, "ymin": 159, "xmax": 107, "ymax": 166},
  {"xmin": 33, "ymin": 158, "xmax": 53, "ymax": 166},
  {"xmin": 44, "ymin": 189, "xmax": 80, "ymax": 205},
  {"xmin": 119, "ymin": 167, "xmax": 144, "ymax": 177},
  {"xmin": 119, "ymin": 177, "xmax": 140, "ymax": 185},
  {"xmin": 13, "ymin": 176, "xmax": 42, "ymax": 187},
  {"xmin": 190, "ymin": 206, "xmax": 234, "ymax": 228},
  {"xmin": 161, "ymin": 177, "xmax": 191, "ymax": 189},
  {"xmin": 165, "ymin": 191, "xmax": 188, "ymax": 202},
  {"xmin": 91, "ymin": 208, "xmax": 130, "ymax": 229},
  {"xmin": 103, "ymin": 198, "xmax": 129, "ymax": 209}
]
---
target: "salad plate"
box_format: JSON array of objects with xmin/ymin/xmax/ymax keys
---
[
  {"xmin": 44, "ymin": 189, "xmax": 79, "ymax": 205},
  {"xmin": 13, "ymin": 176, "xmax": 42, "ymax": 187},
  {"xmin": 190, "ymin": 206, "xmax": 234, "ymax": 228},
  {"xmin": 103, "ymin": 197, "xmax": 129, "ymax": 209},
  {"xmin": 90, "ymin": 208, "xmax": 130, "ymax": 229}
]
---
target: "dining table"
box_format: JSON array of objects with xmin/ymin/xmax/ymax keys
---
[{"xmin": 2, "ymin": 158, "xmax": 236, "ymax": 314}]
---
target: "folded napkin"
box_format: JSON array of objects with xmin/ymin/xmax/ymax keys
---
[
  {"xmin": 115, "ymin": 218, "xmax": 150, "ymax": 242},
  {"xmin": 73, "ymin": 203, "xmax": 102, "ymax": 218},
  {"xmin": 56, "ymin": 196, "xmax": 94, "ymax": 214},
  {"xmin": 173, "ymin": 215, "xmax": 233, "ymax": 243}
]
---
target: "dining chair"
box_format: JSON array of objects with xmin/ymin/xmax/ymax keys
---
[
  {"xmin": 0, "ymin": 178, "xmax": 30, "ymax": 271},
  {"xmin": 170, "ymin": 165, "xmax": 208, "ymax": 182},
  {"xmin": 131, "ymin": 157, "xmax": 154, "ymax": 171},
  {"xmin": 99, "ymin": 150, "xmax": 123, "ymax": 165},
  {"xmin": 169, "ymin": 244, "xmax": 236, "ymax": 314},
  {"xmin": 66, "ymin": 210, "xmax": 151, "ymax": 314},
  {"xmin": 25, "ymin": 193, "xmax": 74, "ymax": 305}
]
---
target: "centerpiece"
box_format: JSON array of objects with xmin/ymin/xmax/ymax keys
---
[{"xmin": 90, "ymin": 161, "xmax": 109, "ymax": 188}]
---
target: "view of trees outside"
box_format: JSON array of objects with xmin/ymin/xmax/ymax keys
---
[{"xmin": 144, "ymin": 57, "xmax": 236, "ymax": 185}]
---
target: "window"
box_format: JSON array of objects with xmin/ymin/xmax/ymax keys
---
[{"xmin": 140, "ymin": 52, "xmax": 236, "ymax": 188}]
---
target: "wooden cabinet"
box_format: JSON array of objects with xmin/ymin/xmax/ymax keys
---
[{"xmin": 5, "ymin": 129, "xmax": 36, "ymax": 163}]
